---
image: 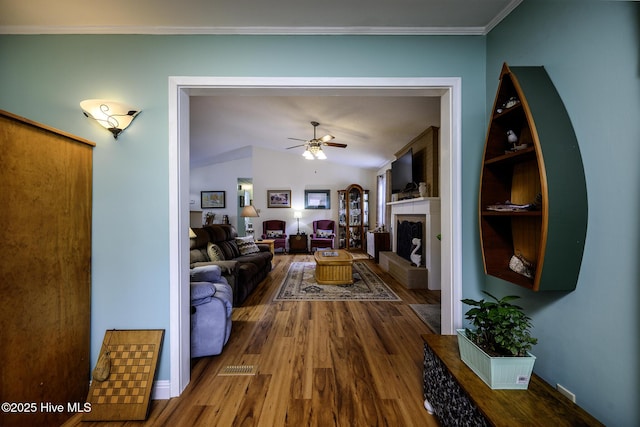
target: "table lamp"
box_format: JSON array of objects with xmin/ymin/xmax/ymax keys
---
[
  {"xmin": 241, "ymin": 205, "xmax": 259, "ymax": 235},
  {"xmin": 294, "ymin": 211, "xmax": 302, "ymax": 234}
]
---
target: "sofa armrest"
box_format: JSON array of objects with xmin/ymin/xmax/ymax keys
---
[
  {"xmin": 256, "ymin": 243, "xmax": 271, "ymax": 252},
  {"xmin": 191, "ymin": 260, "xmax": 238, "ymax": 303}
]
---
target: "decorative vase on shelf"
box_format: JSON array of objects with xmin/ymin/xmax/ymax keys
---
[{"xmin": 419, "ymin": 182, "xmax": 427, "ymax": 197}]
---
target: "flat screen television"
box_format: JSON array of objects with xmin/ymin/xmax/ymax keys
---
[{"xmin": 391, "ymin": 148, "xmax": 414, "ymax": 194}]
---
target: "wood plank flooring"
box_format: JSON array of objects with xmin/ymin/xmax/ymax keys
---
[{"xmin": 63, "ymin": 254, "xmax": 441, "ymax": 427}]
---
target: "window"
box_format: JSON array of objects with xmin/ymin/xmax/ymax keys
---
[{"xmin": 377, "ymin": 173, "xmax": 387, "ymax": 228}]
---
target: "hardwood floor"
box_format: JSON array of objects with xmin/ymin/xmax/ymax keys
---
[{"xmin": 64, "ymin": 254, "xmax": 441, "ymax": 427}]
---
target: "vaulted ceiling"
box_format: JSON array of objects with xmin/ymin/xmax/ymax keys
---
[{"xmin": 189, "ymin": 92, "xmax": 442, "ymax": 169}]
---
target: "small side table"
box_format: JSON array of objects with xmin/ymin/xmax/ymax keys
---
[
  {"xmin": 289, "ymin": 233, "xmax": 308, "ymax": 253},
  {"xmin": 256, "ymin": 238, "xmax": 275, "ymax": 256}
]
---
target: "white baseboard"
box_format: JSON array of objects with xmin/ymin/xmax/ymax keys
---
[{"xmin": 152, "ymin": 380, "xmax": 171, "ymax": 400}]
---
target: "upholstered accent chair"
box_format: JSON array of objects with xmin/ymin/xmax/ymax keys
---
[
  {"xmin": 189, "ymin": 265, "xmax": 233, "ymax": 357},
  {"xmin": 310, "ymin": 220, "xmax": 336, "ymax": 252},
  {"xmin": 262, "ymin": 220, "xmax": 287, "ymax": 253}
]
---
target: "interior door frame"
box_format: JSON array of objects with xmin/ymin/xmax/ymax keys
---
[{"xmin": 168, "ymin": 76, "xmax": 463, "ymax": 396}]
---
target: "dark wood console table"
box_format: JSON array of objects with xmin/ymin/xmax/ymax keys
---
[{"xmin": 421, "ymin": 334, "xmax": 603, "ymax": 427}]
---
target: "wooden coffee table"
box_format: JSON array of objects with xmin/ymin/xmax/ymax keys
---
[{"xmin": 314, "ymin": 249, "xmax": 354, "ymax": 285}]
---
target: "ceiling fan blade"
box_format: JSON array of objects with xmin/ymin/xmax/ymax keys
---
[
  {"xmin": 319, "ymin": 134, "xmax": 334, "ymax": 143},
  {"xmin": 324, "ymin": 142, "xmax": 347, "ymax": 148},
  {"xmin": 288, "ymin": 122, "xmax": 342, "ymax": 152}
]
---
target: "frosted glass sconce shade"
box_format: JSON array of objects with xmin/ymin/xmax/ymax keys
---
[{"xmin": 80, "ymin": 99, "xmax": 140, "ymax": 139}]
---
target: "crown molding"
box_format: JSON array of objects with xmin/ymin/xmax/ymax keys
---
[
  {"xmin": 0, "ymin": 25, "xmax": 491, "ymax": 36},
  {"xmin": 484, "ymin": 0, "xmax": 523, "ymax": 33},
  {"xmin": 0, "ymin": 0, "xmax": 522, "ymax": 37}
]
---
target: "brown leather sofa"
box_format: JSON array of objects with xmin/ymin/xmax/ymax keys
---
[{"xmin": 190, "ymin": 224, "xmax": 273, "ymax": 306}]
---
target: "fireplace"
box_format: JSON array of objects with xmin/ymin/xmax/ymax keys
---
[
  {"xmin": 397, "ymin": 219, "xmax": 424, "ymax": 264},
  {"xmin": 387, "ymin": 197, "xmax": 441, "ymax": 290}
]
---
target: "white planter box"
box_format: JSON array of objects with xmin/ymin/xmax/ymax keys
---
[{"xmin": 456, "ymin": 329, "xmax": 536, "ymax": 390}]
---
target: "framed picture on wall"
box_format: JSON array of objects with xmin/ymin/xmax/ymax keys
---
[
  {"xmin": 267, "ymin": 190, "xmax": 291, "ymax": 208},
  {"xmin": 201, "ymin": 191, "xmax": 225, "ymax": 209},
  {"xmin": 305, "ymin": 190, "xmax": 331, "ymax": 209}
]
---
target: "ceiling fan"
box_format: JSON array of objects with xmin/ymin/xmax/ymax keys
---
[{"xmin": 286, "ymin": 121, "xmax": 347, "ymax": 159}]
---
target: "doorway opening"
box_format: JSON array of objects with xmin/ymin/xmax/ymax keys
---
[
  {"xmin": 237, "ymin": 178, "xmax": 253, "ymax": 237},
  {"xmin": 169, "ymin": 77, "xmax": 463, "ymax": 396}
]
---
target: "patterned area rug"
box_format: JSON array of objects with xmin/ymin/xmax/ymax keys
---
[
  {"xmin": 409, "ymin": 304, "xmax": 441, "ymax": 334},
  {"xmin": 274, "ymin": 261, "xmax": 401, "ymax": 301}
]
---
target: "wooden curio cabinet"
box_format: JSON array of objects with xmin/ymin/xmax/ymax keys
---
[
  {"xmin": 479, "ymin": 63, "xmax": 587, "ymax": 291},
  {"xmin": 338, "ymin": 184, "xmax": 369, "ymax": 251}
]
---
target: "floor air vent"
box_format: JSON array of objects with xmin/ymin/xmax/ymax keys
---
[{"xmin": 218, "ymin": 365, "xmax": 257, "ymax": 376}]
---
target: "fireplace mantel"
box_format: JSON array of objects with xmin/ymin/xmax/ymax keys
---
[
  {"xmin": 389, "ymin": 196, "xmax": 440, "ymax": 206},
  {"xmin": 386, "ymin": 197, "xmax": 441, "ymax": 290}
]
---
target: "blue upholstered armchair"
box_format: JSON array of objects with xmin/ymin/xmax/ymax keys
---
[
  {"xmin": 190, "ymin": 265, "xmax": 233, "ymax": 357},
  {"xmin": 262, "ymin": 220, "xmax": 287, "ymax": 253},
  {"xmin": 310, "ymin": 220, "xmax": 336, "ymax": 252}
]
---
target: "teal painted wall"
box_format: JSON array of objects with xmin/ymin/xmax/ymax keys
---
[
  {"xmin": 2, "ymin": 3, "xmax": 634, "ymax": 424},
  {"xmin": 486, "ymin": 2, "xmax": 639, "ymax": 426},
  {"xmin": 0, "ymin": 34, "xmax": 487, "ymax": 388}
]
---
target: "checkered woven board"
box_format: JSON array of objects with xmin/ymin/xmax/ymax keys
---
[{"xmin": 83, "ymin": 330, "xmax": 164, "ymax": 421}]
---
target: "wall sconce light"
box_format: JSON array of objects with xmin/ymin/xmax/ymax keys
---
[{"xmin": 80, "ymin": 99, "xmax": 141, "ymax": 139}]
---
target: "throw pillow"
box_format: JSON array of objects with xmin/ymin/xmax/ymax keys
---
[
  {"xmin": 236, "ymin": 236, "xmax": 260, "ymax": 255},
  {"xmin": 266, "ymin": 229, "xmax": 283, "ymax": 238},
  {"xmin": 218, "ymin": 240, "xmax": 241, "ymax": 259},
  {"xmin": 317, "ymin": 229, "xmax": 333, "ymax": 238},
  {"xmin": 207, "ymin": 242, "xmax": 225, "ymax": 261},
  {"xmin": 190, "ymin": 248, "xmax": 208, "ymax": 265}
]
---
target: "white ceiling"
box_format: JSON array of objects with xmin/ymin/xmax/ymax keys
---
[
  {"xmin": 0, "ymin": 0, "xmax": 521, "ymax": 169},
  {"xmin": 190, "ymin": 93, "xmax": 442, "ymax": 169}
]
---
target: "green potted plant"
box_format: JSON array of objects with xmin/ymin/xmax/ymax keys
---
[{"xmin": 457, "ymin": 291, "xmax": 538, "ymax": 389}]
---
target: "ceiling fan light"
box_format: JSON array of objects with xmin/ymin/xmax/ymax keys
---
[
  {"xmin": 289, "ymin": 121, "xmax": 338, "ymax": 161},
  {"xmin": 308, "ymin": 144, "xmax": 319, "ymax": 155}
]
